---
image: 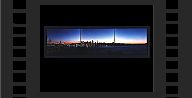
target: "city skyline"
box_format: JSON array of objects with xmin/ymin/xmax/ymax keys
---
[{"xmin": 47, "ymin": 28, "xmax": 148, "ymax": 44}]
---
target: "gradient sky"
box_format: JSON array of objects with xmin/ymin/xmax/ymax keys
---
[
  {"xmin": 46, "ymin": 28, "xmax": 147, "ymax": 44},
  {"xmin": 47, "ymin": 29, "xmax": 80, "ymax": 42},
  {"xmin": 115, "ymin": 28, "xmax": 147, "ymax": 44},
  {"xmin": 81, "ymin": 29, "xmax": 114, "ymax": 43}
]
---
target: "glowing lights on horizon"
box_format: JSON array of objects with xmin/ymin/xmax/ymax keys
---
[
  {"xmin": 115, "ymin": 38, "xmax": 147, "ymax": 44},
  {"xmin": 47, "ymin": 28, "xmax": 148, "ymax": 44}
]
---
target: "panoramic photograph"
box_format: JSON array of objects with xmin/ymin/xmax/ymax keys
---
[{"xmin": 45, "ymin": 27, "xmax": 149, "ymax": 58}]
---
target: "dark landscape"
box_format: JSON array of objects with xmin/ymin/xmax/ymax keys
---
[{"xmin": 45, "ymin": 44, "xmax": 149, "ymax": 58}]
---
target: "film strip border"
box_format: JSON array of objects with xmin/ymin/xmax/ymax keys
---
[
  {"xmin": 166, "ymin": 0, "xmax": 179, "ymax": 98},
  {"xmin": 13, "ymin": 0, "xmax": 27, "ymax": 98},
  {"xmin": 10, "ymin": 1, "xmax": 179, "ymax": 98}
]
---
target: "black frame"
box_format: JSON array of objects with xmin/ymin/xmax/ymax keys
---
[{"xmin": 40, "ymin": 5, "xmax": 153, "ymax": 92}]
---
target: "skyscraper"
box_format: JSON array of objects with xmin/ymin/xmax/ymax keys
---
[{"xmin": 114, "ymin": 28, "xmax": 116, "ymax": 43}]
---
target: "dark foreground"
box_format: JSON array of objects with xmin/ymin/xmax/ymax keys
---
[{"xmin": 45, "ymin": 45, "xmax": 149, "ymax": 58}]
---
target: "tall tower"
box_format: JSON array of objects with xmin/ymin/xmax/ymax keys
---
[
  {"xmin": 80, "ymin": 29, "xmax": 82, "ymax": 43},
  {"xmin": 114, "ymin": 28, "xmax": 115, "ymax": 43}
]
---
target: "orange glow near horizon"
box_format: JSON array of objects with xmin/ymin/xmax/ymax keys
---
[
  {"xmin": 115, "ymin": 38, "xmax": 147, "ymax": 44},
  {"xmin": 47, "ymin": 41, "xmax": 147, "ymax": 45}
]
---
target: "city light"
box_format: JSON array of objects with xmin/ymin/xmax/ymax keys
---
[{"xmin": 46, "ymin": 28, "xmax": 148, "ymax": 47}]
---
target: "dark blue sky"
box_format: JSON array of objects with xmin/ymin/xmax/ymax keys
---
[
  {"xmin": 81, "ymin": 29, "xmax": 114, "ymax": 43},
  {"xmin": 47, "ymin": 29, "xmax": 80, "ymax": 42},
  {"xmin": 47, "ymin": 28, "xmax": 147, "ymax": 44},
  {"xmin": 115, "ymin": 28, "xmax": 147, "ymax": 44}
]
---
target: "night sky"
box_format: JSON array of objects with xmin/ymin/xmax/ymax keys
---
[
  {"xmin": 81, "ymin": 29, "xmax": 114, "ymax": 43},
  {"xmin": 47, "ymin": 28, "xmax": 147, "ymax": 44},
  {"xmin": 115, "ymin": 28, "xmax": 147, "ymax": 44},
  {"xmin": 47, "ymin": 29, "xmax": 80, "ymax": 42}
]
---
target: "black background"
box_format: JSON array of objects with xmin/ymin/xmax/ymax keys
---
[{"xmin": 40, "ymin": 5, "xmax": 153, "ymax": 92}]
